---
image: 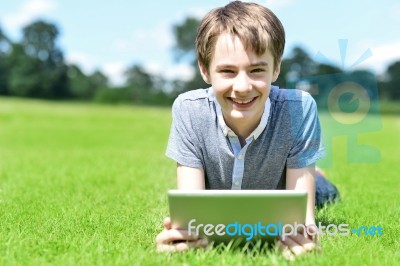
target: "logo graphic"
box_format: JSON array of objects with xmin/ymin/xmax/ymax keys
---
[
  {"xmin": 327, "ymin": 81, "xmax": 371, "ymax": 125},
  {"xmin": 188, "ymin": 219, "xmax": 384, "ymax": 241},
  {"xmin": 290, "ymin": 39, "xmax": 382, "ymax": 167}
]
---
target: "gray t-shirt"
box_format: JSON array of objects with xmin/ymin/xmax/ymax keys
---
[{"xmin": 166, "ymin": 86, "xmax": 326, "ymax": 190}]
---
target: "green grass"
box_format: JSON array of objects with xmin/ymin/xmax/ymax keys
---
[{"xmin": 0, "ymin": 97, "xmax": 399, "ymax": 265}]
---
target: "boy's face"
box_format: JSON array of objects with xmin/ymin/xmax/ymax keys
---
[{"xmin": 199, "ymin": 33, "xmax": 280, "ymax": 131}]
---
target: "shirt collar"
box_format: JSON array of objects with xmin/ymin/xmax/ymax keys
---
[{"xmin": 210, "ymin": 88, "xmax": 271, "ymax": 141}]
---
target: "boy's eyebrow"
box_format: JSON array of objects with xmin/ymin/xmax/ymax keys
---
[
  {"xmin": 249, "ymin": 61, "xmax": 269, "ymax": 67},
  {"xmin": 215, "ymin": 61, "xmax": 270, "ymax": 69}
]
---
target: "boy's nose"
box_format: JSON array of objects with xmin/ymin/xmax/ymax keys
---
[{"xmin": 232, "ymin": 73, "xmax": 251, "ymax": 93}]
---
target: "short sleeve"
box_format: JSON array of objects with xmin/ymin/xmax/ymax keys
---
[
  {"xmin": 286, "ymin": 95, "xmax": 326, "ymax": 168},
  {"xmin": 165, "ymin": 96, "xmax": 203, "ymax": 168}
]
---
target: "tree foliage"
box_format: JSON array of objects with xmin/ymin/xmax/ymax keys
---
[
  {"xmin": 382, "ymin": 61, "xmax": 400, "ymax": 100},
  {"xmin": 1, "ymin": 20, "xmax": 108, "ymax": 100},
  {"xmin": 0, "ymin": 17, "xmax": 399, "ymax": 106},
  {"xmin": 0, "ymin": 26, "xmax": 12, "ymax": 95},
  {"xmin": 172, "ymin": 17, "xmax": 208, "ymax": 93},
  {"xmin": 7, "ymin": 21, "xmax": 69, "ymax": 98},
  {"xmin": 172, "ymin": 17, "xmax": 200, "ymax": 62},
  {"xmin": 67, "ymin": 65, "xmax": 108, "ymax": 99}
]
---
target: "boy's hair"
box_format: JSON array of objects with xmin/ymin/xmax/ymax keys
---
[{"xmin": 196, "ymin": 0, "xmax": 285, "ymax": 72}]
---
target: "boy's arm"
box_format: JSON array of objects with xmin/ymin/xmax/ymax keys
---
[
  {"xmin": 155, "ymin": 163, "xmax": 207, "ymax": 252},
  {"xmin": 177, "ymin": 163, "xmax": 205, "ymax": 190},
  {"xmin": 286, "ymin": 164, "xmax": 316, "ymax": 225},
  {"xmin": 281, "ymin": 164, "xmax": 318, "ymax": 258}
]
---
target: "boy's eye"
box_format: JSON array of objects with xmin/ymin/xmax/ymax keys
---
[
  {"xmin": 220, "ymin": 69, "xmax": 234, "ymax": 74},
  {"xmin": 251, "ymin": 68, "xmax": 265, "ymax": 73}
]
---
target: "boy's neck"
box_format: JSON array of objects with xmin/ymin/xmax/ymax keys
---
[{"xmin": 225, "ymin": 117, "xmax": 261, "ymax": 145}]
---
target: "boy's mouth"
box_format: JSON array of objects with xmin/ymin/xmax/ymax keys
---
[{"xmin": 228, "ymin": 96, "xmax": 258, "ymax": 107}]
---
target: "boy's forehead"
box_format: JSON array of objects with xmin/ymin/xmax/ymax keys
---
[
  {"xmin": 215, "ymin": 33, "xmax": 240, "ymax": 50},
  {"xmin": 211, "ymin": 33, "xmax": 273, "ymax": 65}
]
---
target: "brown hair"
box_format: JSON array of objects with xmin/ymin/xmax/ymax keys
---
[{"xmin": 196, "ymin": 1, "xmax": 285, "ymax": 72}]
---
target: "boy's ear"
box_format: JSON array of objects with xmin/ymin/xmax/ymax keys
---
[
  {"xmin": 198, "ymin": 61, "xmax": 211, "ymax": 84},
  {"xmin": 272, "ymin": 60, "xmax": 281, "ymax": 82}
]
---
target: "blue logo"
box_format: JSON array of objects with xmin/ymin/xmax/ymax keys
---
[
  {"xmin": 289, "ymin": 39, "xmax": 382, "ymax": 167},
  {"xmin": 187, "ymin": 219, "xmax": 385, "ymax": 241}
]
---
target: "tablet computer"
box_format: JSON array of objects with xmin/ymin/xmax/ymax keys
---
[{"xmin": 168, "ymin": 190, "xmax": 307, "ymax": 244}]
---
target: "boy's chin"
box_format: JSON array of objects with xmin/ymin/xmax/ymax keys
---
[{"xmin": 228, "ymin": 109, "xmax": 262, "ymax": 121}]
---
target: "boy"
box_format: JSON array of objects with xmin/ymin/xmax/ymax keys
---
[{"xmin": 155, "ymin": 1, "xmax": 339, "ymax": 257}]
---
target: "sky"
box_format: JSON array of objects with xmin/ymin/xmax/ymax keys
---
[{"xmin": 1, "ymin": 0, "xmax": 400, "ymax": 85}]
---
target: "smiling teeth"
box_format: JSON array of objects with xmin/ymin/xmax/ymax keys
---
[{"xmin": 231, "ymin": 98, "xmax": 254, "ymax": 104}]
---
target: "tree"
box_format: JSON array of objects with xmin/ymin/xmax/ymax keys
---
[
  {"xmin": 67, "ymin": 64, "xmax": 92, "ymax": 99},
  {"xmin": 125, "ymin": 65, "xmax": 153, "ymax": 90},
  {"xmin": 8, "ymin": 20, "xmax": 69, "ymax": 98},
  {"xmin": 67, "ymin": 65, "xmax": 108, "ymax": 100},
  {"xmin": 124, "ymin": 64, "xmax": 171, "ymax": 104},
  {"xmin": 316, "ymin": 63, "xmax": 342, "ymax": 75},
  {"xmin": 282, "ymin": 47, "xmax": 318, "ymax": 85},
  {"xmin": 95, "ymin": 64, "xmax": 172, "ymax": 105},
  {"xmin": 89, "ymin": 70, "xmax": 108, "ymax": 90},
  {"xmin": 0, "ymin": 26, "xmax": 12, "ymax": 95},
  {"xmin": 384, "ymin": 61, "xmax": 400, "ymax": 100},
  {"xmin": 172, "ymin": 17, "xmax": 208, "ymax": 93},
  {"xmin": 124, "ymin": 64, "xmax": 152, "ymax": 102}
]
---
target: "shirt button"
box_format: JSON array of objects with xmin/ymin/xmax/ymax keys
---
[
  {"xmin": 235, "ymin": 181, "xmax": 240, "ymax": 186},
  {"xmin": 238, "ymin": 154, "xmax": 244, "ymax": 160}
]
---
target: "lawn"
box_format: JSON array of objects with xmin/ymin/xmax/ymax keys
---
[{"xmin": 0, "ymin": 97, "xmax": 398, "ymax": 265}]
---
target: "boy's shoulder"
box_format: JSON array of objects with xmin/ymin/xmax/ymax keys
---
[
  {"xmin": 270, "ymin": 86, "xmax": 317, "ymax": 113},
  {"xmin": 270, "ymin": 85, "xmax": 314, "ymax": 103},
  {"xmin": 172, "ymin": 88, "xmax": 214, "ymax": 116},
  {"xmin": 175, "ymin": 88, "xmax": 212, "ymax": 103}
]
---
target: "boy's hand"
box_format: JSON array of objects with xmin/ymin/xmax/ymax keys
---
[
  {"xmin": 278, "ymin": 224, "xmax": 321, "ymax": 261},
  {"xmin": 155, "ymin": 217, "xmax": 209, "ymax": 252}
]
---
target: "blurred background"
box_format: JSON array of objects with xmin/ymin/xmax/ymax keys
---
[
  {"xmin": 0, "ymin": 0, "xmax": 399, "ymax": 109},
  {"xmin": 1, "ymin": 2, "xmax": 399, "ymax": 264}
]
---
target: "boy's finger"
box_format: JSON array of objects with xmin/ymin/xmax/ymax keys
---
[
  {"xmin": 156, "ymin": 238, "xmax": 209, "ymax": 253},
  {"xmin": 175, "ymin": 238, "xmax": 208, "ymax": 250},
  {"xmin": 277, "ymin": 240, "xmax": 295, "ymax": 261},
  {"xmin": 290, "ymin": 233, "xmax": 316, "ymax": 252},
  {"xmin": 193, "ymin": 238, "xmax": 209, "ymax": 248},
  {"xmin": 163, "ymin": 217, "xmax": 171, "ymax": 229},
  {"xmin": 306, "ymin": 225, "xmax": 321, "ymax": 243},
  {"xmin": 156, "ymin": 243, "xmax": 177, "ymax": 252},
  {"xmin": 156, "ymin": 229, "xmax": 199, "ymax": 244},
  {"xmin": 281, "ymin": 236, "xmax": 306, "ymax": 256}
]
